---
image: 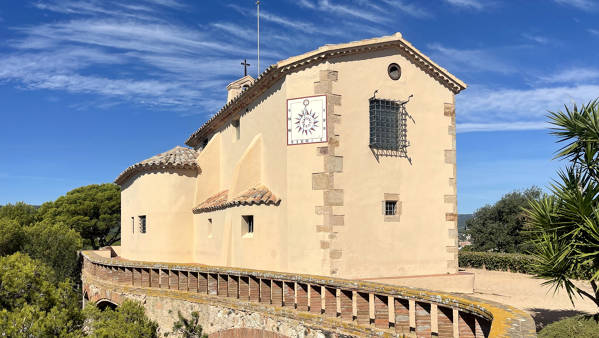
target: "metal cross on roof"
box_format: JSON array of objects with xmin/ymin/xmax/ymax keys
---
[{"xmin": 241, "ymin": 59, "xmax": 251, "ymax": 76}]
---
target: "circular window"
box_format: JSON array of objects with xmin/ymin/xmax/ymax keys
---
[{"xmin": 388, "ymin": 63, "xmax": 401, "ymax": 80}]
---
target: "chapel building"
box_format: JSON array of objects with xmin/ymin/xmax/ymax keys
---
[{"xmin": 114, "ymin": 33, "xmax": 466, "ymax": 285}]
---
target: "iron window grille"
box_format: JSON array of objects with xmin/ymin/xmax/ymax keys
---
[
  {"xmin": 369, "ymin": 96, "xmax": 412, "ymax": 159},
  {"xmin": 139, "ymin": 215, "xmax": 146, "ymax": 234},
  {"xmin": 385, "ymin": 201, "xmax": 397, "ymax": 216}
]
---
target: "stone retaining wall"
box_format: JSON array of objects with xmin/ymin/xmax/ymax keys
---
[{"xmin": 81, "ymin": 250, "xmax": 536, "ymax": 337}]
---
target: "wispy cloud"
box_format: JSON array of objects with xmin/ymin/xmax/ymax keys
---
[
  {"xmin": 313, "ymin": 0, "xmax": 386, "ymax": 23},
  {"xmin": 33, "ymin": 0, "xmax": 160, "ymax": 21},
  {"xmin": 228, "ymin": 2, "xmax": 385, "ymax": 43},
  {"xmin": 296, "ymin": 0, "xmax": 316, "ymax": 9},
  {"xmin": 142, "ymin": 0, "xmax": 186, "ymax": 9},
  {"xmin": 444, "ymin": 0, "xmax": 487, "ymax": 10},
  {"xmin": 457, "ymin": 121, "xmax": 549, "ymax": 133},
  {"xmin": 381, "ymin": 0, "xmax": 432, "ymax": 18},
  {"xmin": 210, "ymin": 22, "xmax": 254, "ymax": 41},
  {"xmin": 589, "ymin": 28, "xmax": 599, "ymax": 36},
  {"xmin": 522, "ymin": 33, "xmax": 549, "ymax": 44},
  {"xmin": 457, "ymin": 84, "xmax": 599, "ymax": 132},
  {"xmin": 228, "ymin": 4, "xmax": 317, "ymax": 33},
  {"xmin": 537, "ymin": 67, "xmax": 599, "ymax": 84},
  {"xmin": 554, "ymin": 0, "xmax": 597, "ymax": 10},
  {"xmin": 427, "ymin": 43, "xmax": 516, "ymax": 74},
  {"xmin": 1, "ymin": 1, "xmax": 266, "ymax": 112}
]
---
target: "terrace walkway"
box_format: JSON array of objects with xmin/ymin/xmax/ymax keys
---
[{"xmin": 81, "ymin": 251, "xmax": 536, "ymax": 337}]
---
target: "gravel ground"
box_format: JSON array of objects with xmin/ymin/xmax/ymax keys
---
[{"xmin": 464, "ymin": 268, "xmax": 597, "ymax": 331}]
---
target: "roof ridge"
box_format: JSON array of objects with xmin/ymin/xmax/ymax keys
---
[
  {"xmin": 185, "ymin": 32, "xmax": 466, "ymax": 148},
  {"xmin": 114, "ymin": 145, "xmax": 199, "ymax": 186}
]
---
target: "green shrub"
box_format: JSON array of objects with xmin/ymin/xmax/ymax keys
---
[
  {"xmin": 458, "ymin": 251, "xmax": 594, "ymax": 279},
  {"xmin": 539, "ymin": 315, "xmax": 599, "ymax": 338},
  {"xmin": 458, "ymin": 251, "xmax": 536, "ymax": 274},
  {"xmin": 83, "ymin": 300, "xmax": 158, "ymax": 337}
]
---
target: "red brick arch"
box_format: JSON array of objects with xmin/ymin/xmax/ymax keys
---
[{"xmin": 82, "ymin": 282, "xmax": 124, "ymax": 306}]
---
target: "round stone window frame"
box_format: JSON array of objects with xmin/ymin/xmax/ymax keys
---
[{"xmin": 387, "ymin": 63, "xmax": 401, "ymax": 80}]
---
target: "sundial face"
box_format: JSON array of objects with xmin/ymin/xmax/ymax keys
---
[{"xmin": 287, "ymin": 95, "xmax": 327, "ymax": 145}]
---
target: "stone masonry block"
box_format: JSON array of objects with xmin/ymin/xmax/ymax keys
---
[
  {"xmin": 446, "ymin": 213, "xmax": 458, "ymax": 222},
  {"xmin": 328, "ymin": 113, "xmax": 341, "ymax": 125},
  {"xmin": 384, "ymin": 193, "xmax": 400, "ymax": 201},
  {"xmin": 329, "ymin": 94, "xmax": 341, "ymax": 106},
  {"xmin": 324, "ymin": 189, "xmax": 344, "ymax": 206},
  {"xmin": 328, "ymin": 135, "xmax": 340, "ymax": 147},
  {"xmin": 331, "ymin": 206, "xmax": 344, "ymax": 215},
  {"xmin": 444, "ymin": 103, "xmax": 455, "ymax": 117},
  {"xmin": 329, "ymin": 249, "xmax": 342, "ymax": 259},
  {"xmin": 448, "ymin": 125, "xmax": 456, "ymax": 135},
  {"xmin": 316, "ymin": 225, "xmax": 332, "ymax": 233},
  {"xmin": 324, "ymin": 156, "xmax": 343, "ymax": 173},
  {"xmin": 448, "ymin": 228, "xmax": 458, "ymax": 239},
  {"xmin": 314, "ymin": 80, "xmax": 332, "ymax": 94},
  {"xmin": 444, "ymin": 194, "xmax": 457, "ymax": 204},
  {"xmin": 312, "ymin": 173, "xmax": 330, "ymax": 190},
  {"xmin": 317, "ymin": 146, "xmax": 328, "ymax": 156},
  {"xmin": 320, "ymin": 70, "xmax": 338, "ymax": 81},
  {"xmin": 444, "ymin": 150, "xmax": 456, "ymax": 164},
  {"xmin": 446, "ymin": 246, "xmax": 458, "ymax": 254},
  {"xmin": 325, "ymin": 214, "xmax": 344, "ymax": 226},
  {"xmin": 315, "ymin": 206, "xmax": 332, "ymax": 215},
  {"xmin": 320, "ymin": 240, "xmax": 330, "ymax": 249}
]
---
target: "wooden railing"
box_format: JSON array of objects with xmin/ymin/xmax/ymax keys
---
[{"xmin": 81, "ymin": 251, "xmax": 536, "ymax": 337}]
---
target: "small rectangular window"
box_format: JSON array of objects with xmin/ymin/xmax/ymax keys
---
[
  {"xmin": 232, "ymin": 119, "xmax": 240, "ymax": 140},
  {"xmin": 131, "ymin": 217, "xmax": 135, "ymax": 234},
  {"xmin": 139, "ymin": 215, "xmax": 147, "ymax": 234},
  {"xmin": 242, "ymin": 215, "xmax": 254, "ymax": 235},
  {"xmin": 385, "ymin": 201, "xmax": 397, "ymax": 216},
  {"xmin": 207, "ymin": 218, "xmax": 213, "ymax": 238}
]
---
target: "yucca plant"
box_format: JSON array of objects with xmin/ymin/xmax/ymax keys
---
[{"xmin": 526, "ymin": 99, "xmax": 599, "ymax": 310}]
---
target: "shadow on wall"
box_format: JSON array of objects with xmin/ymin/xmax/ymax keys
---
[{"xmin": 528, "ymin": 307, "xmax": 591, "ymax": 332}]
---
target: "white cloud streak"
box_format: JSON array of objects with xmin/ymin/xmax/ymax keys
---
[
  {"xmin": 314, "ymin": 0, "xmax": 387, "ymax": 23},
  {"xmin": 444, "ymin": 0, "xmax": 486, "ymax": 10},
  {"xmin": 522, "ymin": 33, "xmax": 549, "ymax": 44},
  {"xmin": 554, "ymin": 0, "xmax": 597, "ymax": 10},
  {"xmin": 427, "ymin": 43, "xmax": 515, "ymax": 74},
  {"xmin": 0, "ymin": 1, "xmax": 271, "ymax": 112},
  {"xmin": 457, "ymin": 121, "xmax": 549, "ymax": 133},
  {"xmin": 381, "ymin": 0, "xmax": 432, "ymax": 18},
  {"xmin": 456, "ymin": 84, "xmax": 599, "ymax": 132},
  {"xmin": 537, "ymin": 67, "xmax": 599, "ymax": 84}
]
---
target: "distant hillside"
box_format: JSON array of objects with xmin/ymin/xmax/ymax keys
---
[{"xmin": 458, "ymin": 214, "xmax": 473, "ymax": 234}]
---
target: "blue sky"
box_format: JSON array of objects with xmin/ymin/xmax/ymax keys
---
[{"xmin": 1, "ymin": 0, "xmax": 598, "ymax": 213}]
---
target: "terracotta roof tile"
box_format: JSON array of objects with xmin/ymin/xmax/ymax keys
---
[
  {"xmin": 193, "ymin": 184, "xmax": 281, "ymax": 213},
  {"xmin": 115, "ymin": 146, "xmax": 198, "ymax": 185}
]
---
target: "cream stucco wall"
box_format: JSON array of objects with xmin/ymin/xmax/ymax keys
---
[
  {"xmin": 120, "ymin": 169, "xmax": 197, "ymax": 262},
  {"xmin": 330, "ymin": 49, "xmax": 456, "ymax": 278},
  {"xmin": 120, "ymin": 43, "xmax": 460, "ymax": 282}
]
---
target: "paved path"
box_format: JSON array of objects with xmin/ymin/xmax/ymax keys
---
[{"xmin": 464, "ymin": 268, "xmax": 597, "ymax": 330}]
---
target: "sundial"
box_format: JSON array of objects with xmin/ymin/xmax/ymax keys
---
[{"xmin": 287, "ymin": 95, "xmax": 327, "ymax": 145}]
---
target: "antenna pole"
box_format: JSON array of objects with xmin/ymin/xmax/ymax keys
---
[{"xmin": 257, "ymin": 0, "xmax": 260, "ymax": 76}]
